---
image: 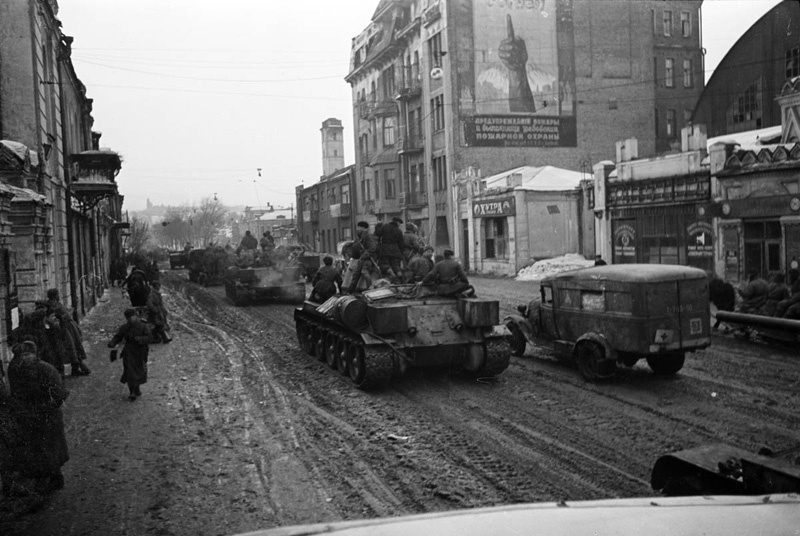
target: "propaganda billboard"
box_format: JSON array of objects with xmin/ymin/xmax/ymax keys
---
[{"xmin": 457, "ymin": 0, "xmax": 577, "ymax": 147}]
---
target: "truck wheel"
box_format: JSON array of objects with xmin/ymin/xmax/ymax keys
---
[
  {"xmin": 506, "ymin": 323, "xmax": 526, "ymax": 356},
  {"xmin": 647, "ymin": 353, "xmax": 685, "ymax": 375},
  {"xmin": 575, "ymin": 341, "xmax": 615, "ymax": 382}
]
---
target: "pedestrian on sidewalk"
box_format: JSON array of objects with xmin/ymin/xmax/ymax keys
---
[
  {"xmin": 108, "ymin": 309, "xmax": 152, "ymax": 401},
  {"xmin": 14, "ymin": 308, "xmax": 64, "ymax": 377},
  {"xmin": 1, "ymin": 341, "xmax": 69, "ymax": 497},
  {"xmin": 47, "ymin": 289, "xmax": 90, "ymax": 376},
  {"xmin": 146, "ymin": 281, "xmax": 171, "ymax": 344}
]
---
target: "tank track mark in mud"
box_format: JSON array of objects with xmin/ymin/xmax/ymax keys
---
[{"xmin": 293, "ymin": 293, "xmax": 510, "ymax": 390}]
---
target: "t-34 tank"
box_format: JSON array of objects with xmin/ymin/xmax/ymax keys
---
[
  {"xmin": 225, "ymin": 264, "xmax": 306, "ymax": 305},
  {"xmin": 293, "ymin": 285, "xmax": 510, "ymax": 389}
]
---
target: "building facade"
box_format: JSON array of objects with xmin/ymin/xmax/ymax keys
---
[
  {"xmin": 0, "ymin": 0, "xmax": 123, "ymax": 366},
  {"xmin": 456, "ymin": 165, "xmax": 593, "ymax": 275},
  {"xmin": 346, "ymin": 0, "xmax": 705, "ymax": 262},
  {"xmin": 706, "ymin": 78, "xmax": 800, "ymax": 283},
  {"xmin": 594, "ymin": 125, "xmax": 713, "ymax": 272},
  {"xmin": 296, "ymin": 165, "xmax": 355, "ymax": 255},
  {"xmin": 296, "ymin": 118, "xmax": 356, "ymax": 256},
  {"xmin": 692, "ymin": 0, "xmax": 800, "ymax": 139}
]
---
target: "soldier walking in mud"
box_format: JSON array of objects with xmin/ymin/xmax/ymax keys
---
[{"xmin": 108, "ymin": 309, "xmax": 152, "ymax": 401}]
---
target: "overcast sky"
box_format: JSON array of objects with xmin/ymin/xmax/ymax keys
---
[{"xmin": 56, "ymin": 0, "xmax": 783, "ymax": 212}]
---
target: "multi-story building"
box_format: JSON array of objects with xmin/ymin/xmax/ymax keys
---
[
  {"xmin": 346, "ymin": 0, "xmax": 705, "ymax": 262},
  {"xmin": 0, "ymin": 0, "xmax": 123, "ymax": 367},
  {"xmin": 692, "ymin": 0, "xmax": 800, "ymax": 139},
  {"xmin": 296, "ymin": 119, "xmax": 355, "ymax": 255}
]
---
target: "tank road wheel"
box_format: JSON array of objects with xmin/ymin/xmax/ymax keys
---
[
  {"xmin": 476, "ymin": 338, "xmax": 511, "ymax": 377},
  {"xmin": 575, "ymin": 341, "xmax": 616, "ymax": 382},
  {"xmin": 347, "ymin": 344, "xmax": 366, "ymax": 386},
  {"xmin": 335, "ymin": 338, "xmax": 349, "ymax": 375},
  {"xmin": 312, "ymin": 327, "xmax": 326, "ymax": 362},
  {"xmin": 506, "ymin": 323, "xmax": 526, "ymax": 357},
  {"xmin": 324, "ymin": 333, "xmax": 339, "ymax": 369},
  {"xmin": 647, "ymin": 353, "xmax": 685, "ymax": 376}
]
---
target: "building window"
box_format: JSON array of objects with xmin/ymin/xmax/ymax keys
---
[
  {"xmin": 608, "ymin": 97, "xmax": 618, "ymax": 110},
  {"xmin": 654, "ymin": 107, "xmax": 659, "ymax": 138},
  {"xmin": 373, "ymin": 169, "xmax": 380, "ymax": 199},
  {"xmin": 432, "ymin": 155, "xmax": 447, "ymax": 192},
  {"xmin": 665, "ymin": 58, "xmax": 674, "ymax": 88},
  {"xmin": 732, "ymin": 80, "xmax": 761, "ymax": 126},
  {"xmin": 382, "ymin": 116, "xmax": 396, "ymax": 146},
  {"xmin": 371, "ymin": 120, "xmax": 378, "ymax": 151},
  {"xmin": 786, "ymin": 47, "xmax": 800, "ymax": 79},
  {"xmin": 430, "ymin": 95, "xmax": 445, "ymax": 131},
  {"xmin": 428, "ymin": 32, "xmax": 443, "ymax": 68},
  {"xmin": 662, "ymin": 10, "xmax": 672, "ymax": 36},
  {"xmin": 341, "ymin": 184, "xmax": 350, "ymax": 204},
  {"xmin": 666, "ymin": 109, "xmax": 676, "ymax": 138},
  {"xmin": 333, "ymin": 150, "xmax": 338, "ymax": 157},
  {"xmin": 328, "ymin": 188, "xmax": 336, "ymax": 205},
  {"xmin": 384, "ymin": 168, "xmax": 396, "ymax": 199},
  {"xmin": 680, "ymin": 11, "xmax": 691, "ymax": 37},
  {"xmin": 684, "ymin": 109, "xmax": 693, "ymax": 124},
  {"xmin": 683, "ymin": 59, "xmax": 692, "ymax": 88},
  {"xmin": 382, "ymin": 66, "xmax": 395, "ymax": 100},
  {"xmin": 484, "ymin": 218, "xmax": 508, "ymax": 259}
]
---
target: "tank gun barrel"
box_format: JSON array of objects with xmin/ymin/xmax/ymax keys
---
[{"xmin": 716, "ymin": 311, "xmax": 800, "ymax": 333}]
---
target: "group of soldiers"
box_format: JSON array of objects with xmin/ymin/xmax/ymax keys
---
[
  {"xmin": 309, "ymin": 218, "xmax": 470, "ymax": 302},
  {"xmin": 121, "ymin": 258, "xmax": 172, "ymax": 344},
  {"xmin": 0, "ymin": 288, "xmax": 90, "ymax": 499},
  {"xmin": 710, "ymin": 269, "xmax": 800, "ymax": 332}
]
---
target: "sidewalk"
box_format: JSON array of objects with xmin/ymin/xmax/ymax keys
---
[{"xmin": 1, "ymin": 285, "xmax": 186, "ymax": 534}]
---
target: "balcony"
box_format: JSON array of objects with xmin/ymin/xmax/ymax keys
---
[
  {"xmin": 399, "ymin": 135, "xmax": 424, "ymax": 154},
  {"xmin": 68, "ymin": 149, "xmax": 122, "ymax": 212},
  {"xmin": 395, "ymin": 66, "xmax": 422, "ymax": 101},
  {"xmin": 358, "ymin": 95, "xmax": 398, "ymax": 120},
  {"xmin": 329, "ymin": 203, "xmax": 351, "ymax": 218},
  {"xmin": 399, "ymin": 191, "xmax": 427, "ymax": 209}
]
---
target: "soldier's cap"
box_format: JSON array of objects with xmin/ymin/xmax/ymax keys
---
[
  {"xmin": 444, "ymin": 248, "xmax": 455, "ymax": 256},
  {"xmin": 392, "ymin": 217, "xmax": 403, "ymax": 224},
  {"xmin": 423, "ymin": 246, "xmax": 434, "ymax": 253},
  {"xmin": 357, "ymin": 221, "xmax": 369, "ymax": 229},
  {"xmin": 124, "ymin": 308, "xmax": 138, "ymax": 319}
]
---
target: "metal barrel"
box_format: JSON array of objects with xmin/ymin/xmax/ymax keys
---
[{"xmin": 716, "ymin": 310, "xmax": 800, "ymax": 333}]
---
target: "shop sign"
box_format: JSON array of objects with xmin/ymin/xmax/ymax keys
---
[
  {"xmin": 687, "ymin": 222, "xmax": 714, "ymax": 258},
  {"xmin": 614, "ymin": 224, "xmax": 636, "ymax": 258},
  {"xmin": 714, "ymin": 195, "xmax": 800, "ymax": 218},
  {"xmin": 473, "ymin": 197, "xmax": 516, "ymax": 217}
]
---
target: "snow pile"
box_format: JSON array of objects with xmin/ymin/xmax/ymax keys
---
[{"xmin": 516, "ymin": 253, "xmax": 595, "ymax": 281}]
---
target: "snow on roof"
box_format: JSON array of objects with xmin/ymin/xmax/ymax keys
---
[
  {"xmin": 707, "ymin": 125, "xmax": 783, "ymax": 150},
  {"xmin": 482, "ymin": 165, "xmax": 585, "ymax": 192}
]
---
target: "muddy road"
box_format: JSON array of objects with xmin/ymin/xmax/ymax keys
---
[{"xmin": 5, "ymin": 272, "xmax": 799, "ymax": 536}]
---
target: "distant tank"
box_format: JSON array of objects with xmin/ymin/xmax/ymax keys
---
[
  {"xmin": 293, "ymin": 285, "xmax": 510, "ymax": 389},
  {"xmin": 225, "ymin": 265, "xmax": 306, "ymax": 305}
]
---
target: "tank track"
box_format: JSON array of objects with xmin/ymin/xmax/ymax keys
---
[
  {"xmin": 478, "ymin": 337, "xmax": 511, "ymax": 377},
  {"xmin": 294, "ymin": 310, "xmax": 395, "ymax": 390}
]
